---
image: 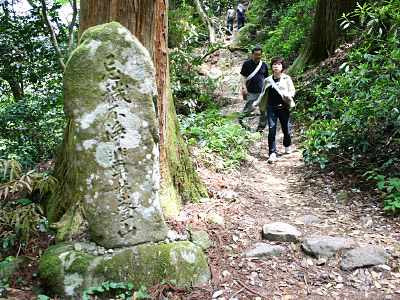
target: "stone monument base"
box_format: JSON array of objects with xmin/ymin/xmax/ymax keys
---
[{"xmin": 39, "ymin": 241, "xmax": 211, "ymax": 297}]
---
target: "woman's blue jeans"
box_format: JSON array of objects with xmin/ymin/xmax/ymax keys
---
[{"xmin": 259, "ymin": 106, "xmax": 291, "ymax": 155}]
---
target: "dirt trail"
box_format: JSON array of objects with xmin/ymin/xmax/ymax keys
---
[{"xmin": 172, "ymin": 34, "xmax": 400, "ymax": 300}]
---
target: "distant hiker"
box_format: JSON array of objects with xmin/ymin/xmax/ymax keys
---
[
  {"xmin": 227, "ymin": 7, "xmax": 235, "ymax": 31},
  {"xmin": 252, "ymin": 56, "xmax": 296, "ymax": 164},
  {"xmin": 213, "ymin": 3, "xmax": 221, "ymax": 16},
  {"xmin": 236, "ymin": 4, "xmax": 246, "ymax": 30},
  {"xmin": 239, "ymin": 45, "xmax": 269, "ymax": 128}
]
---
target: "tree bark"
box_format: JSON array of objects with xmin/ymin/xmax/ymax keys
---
[
  {"xmin": 5, "ymin": 77, "xmax": 23, "ymax": 101},
  {"xmin": 49, "ymin": 0, "xmax": 207, "ymax": 222},
  {"xmin": 290, "ymin": 0, "xmax": 364, "ymax": 74}
]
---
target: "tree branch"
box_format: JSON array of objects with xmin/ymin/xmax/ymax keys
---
[
  {"xmin": 67, "ymin": 0, "xmax": 78, "ymax": 57},
  {"xmin": 39, "ymin": 0, "xmax": 66, "ymax": 71},
  {"xmin": 193, "ymin": 0, "xmax": 216, "ymax": 43}
]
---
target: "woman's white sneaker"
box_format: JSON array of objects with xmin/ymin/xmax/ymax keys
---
[
  {"xmin": 285, "ymin": 146, "xmax": 292, "ymax": 154},
  {"xmin": 268, "ymin": 153, "xmax": 277, "ymax": 164}
]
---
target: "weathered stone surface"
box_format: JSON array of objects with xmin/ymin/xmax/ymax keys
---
[
  {"xmin": 216, "ymin": 189, "xmax": 238, "ymax": 200},
  {"xmin": 297, "ymin": 214, "xmax": 321, "ymax": 224},
  {"xmin": 191, "ymin": 230, "xmax": 213, "ymax": 249},
  {"xmin": 339, "ymin": 244, "xmax": 390, "ymax": 271},
  {"xmin": 302, "ymin": 235, "xmax": 355, "ymax": 258},
  {"xmin": 60, "ymin": 22, "xmax": 168, "ymax": 248},
  {"xmin": 208, "ymin": 213, "xmax": 225, "ymax": 226},
  {"xmin": 38, "ymin": 242, "xmax": 94, "ymax": 296},
  {"xmin": 243, "ymin": 243, "xmax": 286, "ymax": 258},
  {"xmin": 360, "ymin": 216, "xmax": 373, "ymax": 227},
  {"xmin": 262, "ymin": 222, "xmax": 301, "ymax": 242},
  {"xmin": 39, "ymin": 241, "xmax": 211, "ymax": 297}
]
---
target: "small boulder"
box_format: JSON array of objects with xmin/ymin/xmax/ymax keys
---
[
  {"xmin": 208, "ymin": 213, "xmax": 225, "ymax": 226},
  {"xmin": 360, "ymin": 216, "xmax": 373, "ymax": 227},
  {"xmin": 191, "ymin": 230, "xmax": 213, "ymax": 250},
  {"xmin": 297, "ymin": 214, "xmax": 321, "ymax": 224},
  {"xmin": 339, "ymin": 244, "xmax": 390, "ymax": 271},
  {"xmin": 302, "ymin": 235, "xmax": 355, "ymax": 258},
  {"xmin": 243, "ymin": 243, "xmax": 286, "ymax": 258},
  {"xmin": 262, "ymin": 222, "xmax": 301, "ymax": 242}
]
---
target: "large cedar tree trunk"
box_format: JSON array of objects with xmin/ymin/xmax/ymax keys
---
[
  {"xmin": 50, "ymin": 0, "xmax": 207, "ymax": 222},
  {"xmin": 290, "ymin": 0, "xmax": 364, "ymax": 73}
]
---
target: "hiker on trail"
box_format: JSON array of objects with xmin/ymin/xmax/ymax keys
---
[
  {"xmin": 252, "ymin": 56, "xmax": 296, "ymax": 164},
  {"xmin": 227, "ymin": 7, "xmax": 235, "ymax": 32},
  {"xmin": 213, "ymin": 2, "xmax": 221, "ymax": 16},
  {"xmin": 239, "ymin": 45, "xmax": 269, "ymax": 127},
  {"xmin": 236, "ymin": 4, "xmax": 246, "ymax": 30}
]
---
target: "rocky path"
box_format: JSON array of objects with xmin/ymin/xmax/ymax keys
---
[{"xmin": 169, "ymin": 40, "xmax": 400, "ymax": 300}]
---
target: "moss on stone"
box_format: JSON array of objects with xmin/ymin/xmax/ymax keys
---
[
  {"xmin": 96, "ymin": 242, "xmax": 210, "ymax": 289},
  {"xmin": 65, "ymin": 252, "xmax": 94, "ymax": 274},
  {"xmin": 40, "ymin": 241, "xmax": 210, "ymax": 296},
  {"xmin": 39, "ymin": 245, "xmax": 65, "ymax": 286}
]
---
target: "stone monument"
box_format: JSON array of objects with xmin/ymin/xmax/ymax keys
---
[
  {"xmin": 60, "ymin": 21, "xmax": 168, "ymax": 248},
  {"xmin": 40, "ymin": 23, "xmax": 211, "ymax": 296}
]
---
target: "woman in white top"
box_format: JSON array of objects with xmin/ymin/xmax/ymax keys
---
[{"xmin": 253, "ymin": 56, "xmax": 296, "ymax": 163}]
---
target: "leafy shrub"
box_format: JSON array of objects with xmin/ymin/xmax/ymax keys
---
[
  {"xmin": 298, "ymin": 1, "xmax": 400, "ymax": 212},
  {"xmin": 0, "ymin": 159, "xmax": 56, "ymax": 244},
  {"xmin": 0, "ymin": 159, "xmax": 57, "ymax": 199},
  {"xmin": 300, "ymin": 1, "xmax": 400, "ymax": 165},
  {"xmin": 373, "ymin": 175, "xmax": 400, "ymax": 213},
  {"xmin": 0, "ymin": 1, "xmax": 68, "ymax": 167},
  {"xmin": 1, "ymin": 201, "xmax": 47, "ymax": 243},
  {"xmin": 364, "ymin": 158, "xmax": 400, "ymax": 213},
  {"xmin": 81, "ymin": 281, "xmax": 142, "ymax": 299},
  {"xmin": 180, "ymin": 109, "xmax": 258, "ymax": 171},
  {"xmin": 169, "ymin": 7, "xmax": 222, "ymax": 115},
  {"xmin": 0, "ymin": 86, "xmax": 65, "ymax": 167},
  {"xmin": 247, "ymin": 0, "xmax": 317, "ymax": 62}
]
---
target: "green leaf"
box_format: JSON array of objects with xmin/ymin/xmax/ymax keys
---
[
  {"xmin": 291, "ymin": 242, "xmax": 297, "ymax": 251},
  {"xmin": 377, "ymin": 181, "xmax": 385, "ymax": 190},
  {"xmin": 36, "ymin": 295, "xmax": 50, "ymax": 300},
  {"xmin": 17, "ymin": 198, "xmax": 32, "ymax": 205}
]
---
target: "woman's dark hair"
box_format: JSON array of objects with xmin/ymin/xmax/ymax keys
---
[
  {"xmin": 251, "ymin": 45, "xmax": 263, "ymax": 53},
  {"xmin": 270, "ymin": 56, "xmax": 284, "ymax": 69}
]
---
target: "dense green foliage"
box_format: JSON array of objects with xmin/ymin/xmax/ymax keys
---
[
  {"xmin": 297, "ymin": 1, "xmax": 400, "ymax": 212},
  {"xmin": 180, "ymin": 109, "xmax": 258, "ymax": 171},
  {"xmin": 0, "ymin": 85, "xmax": 65, "ymax": 166},
  {"xmin": 0, "ymin": 2, "xmax": 70, "ymax": 294},
  {"xmin": 0, "ymin": 1, "xmax": 64, "ymax": 100},
  {"xmin": 246, "ymin": 0, "xmax": 317, "ymax": 62},
  {"xmin": 169, "ymin": 7, "xmax": 222, "ymax": 115},
  {"xmin": 0, "ymin": 1, "xmax": 69, "ymax": 166}
]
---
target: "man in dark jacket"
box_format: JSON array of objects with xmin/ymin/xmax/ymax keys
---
[{"xmin": 239, "ymin": 45, "xmax": 269, "ymax": 129}]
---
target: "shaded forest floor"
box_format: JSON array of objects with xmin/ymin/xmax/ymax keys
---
[{"xmin": 164, "ymin": 31, "xmax": 400, "ymax": 300}]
